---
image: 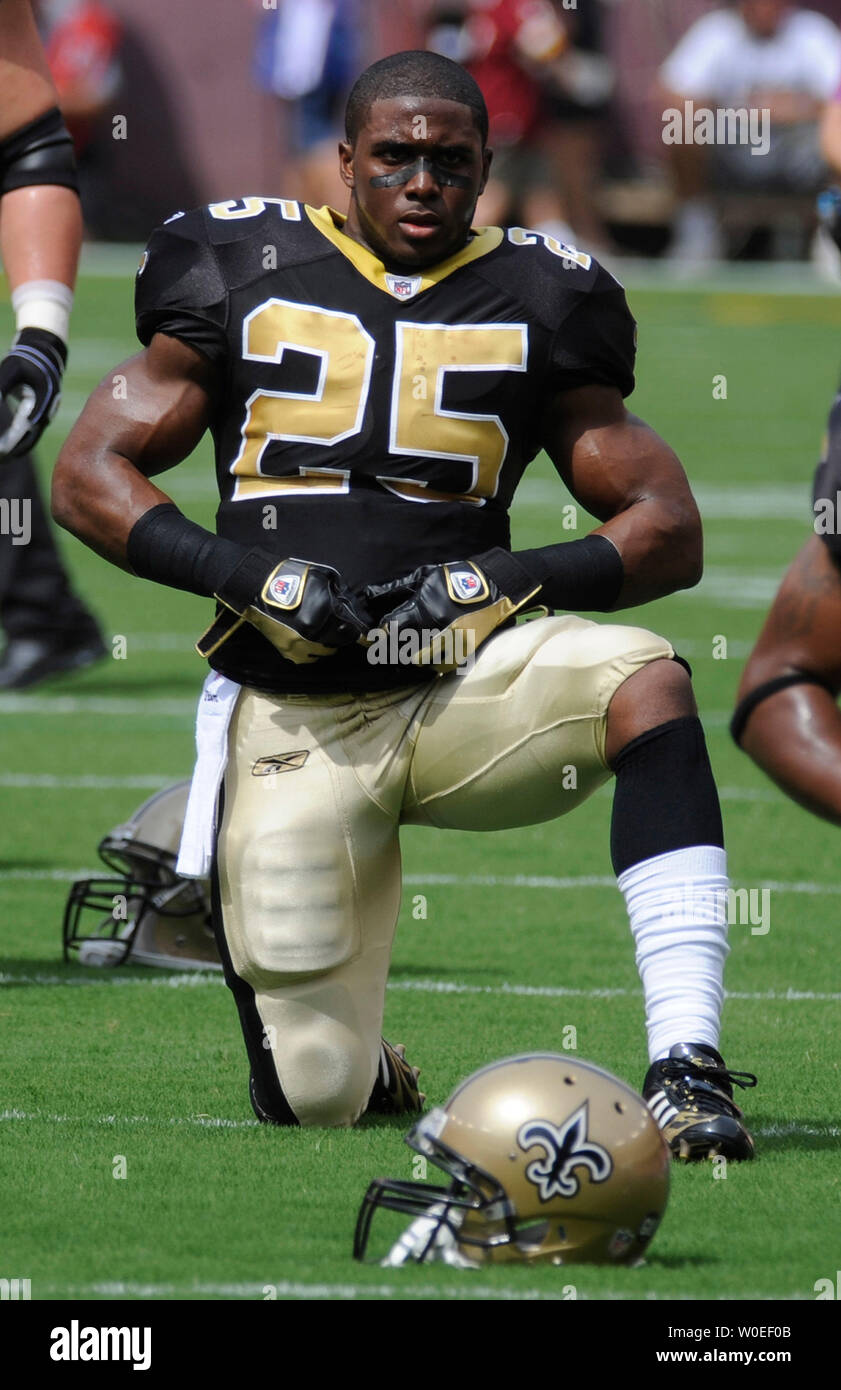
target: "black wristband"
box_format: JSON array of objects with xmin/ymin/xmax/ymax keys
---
[
  {"xmin": 470, "ymin": 546, "xmax": 542, "ymax": 605},
  {"xmin": 500, "ymin": 534, "xmax": 624, "ymax": 612},
  {"xmin": 126, "ymin": 503, "xmax": 248, "ymax": 598},
  {"xmin": 13, "ymin": 325, "xmax": 67, "ymax": 371},
  {"xmin": 730, "ymin": 672, "xmax": 831, "ymax": 747}
]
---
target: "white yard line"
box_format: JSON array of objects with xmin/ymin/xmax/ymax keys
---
[
  {"xmin": 0, "ymin": 774, "xmax": 181, "ymax": 789},
  {"xmin": 0, "ymin": 971, "xmax": 220, "ymax": 986},
  {"xmin": 0, "ymin": 694, "xmax": 197, "ymax": 716},
  {"xmin": 0, "ymin": 1107, "xmax": 258, "ymax": 1129},
  {"xmin": 516, "ymin": 480, "xmax": 809, "ymax": 521},
  {"xmin": 1, "ymin": 867, "xmax": 838, "ymax": 895},
  {"xmin": 6, "ymin": 1107, "xmax": 835, "ymax": 1138},
  {"xmin": 2, "ymin": 971, "xmax": 839, "ymax": 1002},
  {"xmin": 387, "ymin": 979, "xmax": 841, "ymax": 1003},
  {"xmin": 36, "ymin": 1277, "xmax": 576, "ymax": 1301}
]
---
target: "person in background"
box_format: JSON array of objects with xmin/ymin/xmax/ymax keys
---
[
  {"xmin": 427, "ymin": 0, "xmax": 614, "ymax": 251},
  {"xmin": 659, "ymin": 0, "xmax": 841, "ymax": 263},
  {"xmin": 0, "ymin": 0, "xmax": 105, "ymax": 690},
  {"xmin": 252, "ymin": 0, "xmax": 362, "ymax": 212},
  {"xmin": 733, "ymin": 90, "xmax": 841, "ymax": 813},
  {"xmin": 34, "ymin": 0, "xmax": 123, "ymax": 239}
]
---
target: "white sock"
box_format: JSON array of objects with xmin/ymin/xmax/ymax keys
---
[{"xmin": 617, "ymin": 846, "xmax": 729, "ymax": 1063}]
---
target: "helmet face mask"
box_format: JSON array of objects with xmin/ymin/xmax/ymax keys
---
[
  {"xmin": 354, "ymin": 1055, "xmax": 670, "ymax": 1268},
  {"xmin": 62, "ymin": 783, "xmax": 219, "ymax": 971}
]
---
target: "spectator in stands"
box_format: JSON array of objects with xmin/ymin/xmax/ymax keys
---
[
  {"xmin": 35, "ymin": 0, "xmax": 123, "ymax": 239},
  {"xmin": 820, "ymin": 67, "xmax": 841, "ymax": 172},
  {"xmin": 659, "ymin": 0, "xmax": 841, "ymax": 263},
  {"xmin": 253, "ymin": 0, "xmax": 362, "ymax": 212},
  {"xmin": 427, "ymin": 0, "xmax": 614, "ymax": 251}
]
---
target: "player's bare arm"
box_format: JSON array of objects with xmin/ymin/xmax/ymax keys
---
[
  {"xmin": 0, "ymin": 0, "xmax": 83, "ymax": 457},
  {"xmin": 541, "ymin": 383, "xmax": 703, "ymax": 608},
  {"xmin": 733, "ymin": 534, "xmax": 841, "ymax": 824},
  {"xmin": 52, "ymin": 332, "xmax": 370, "ymax": 663},
  {"xmin": 51, "ymin": 333, "xmax": 216, "ymax": 567}
]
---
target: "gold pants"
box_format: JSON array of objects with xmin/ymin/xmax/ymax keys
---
[{"xmin": 216, "ymin": 615, "xmax": 674, "ymax": 1125}]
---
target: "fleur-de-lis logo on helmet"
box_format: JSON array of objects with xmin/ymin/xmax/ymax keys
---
[{"xmin": 518, "ymin": 1103, "xmax": 613, "ymax": 1201}]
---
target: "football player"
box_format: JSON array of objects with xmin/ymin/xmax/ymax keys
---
[
  {"xmin": 732, "ymin": 417, "xmax": 841, "ymax": 820},
  {"xmin": 0, "ymin": 0, "xmax": 105, "ymax": 686},
  {"xmin": 734, "ymin": 90, "xmax": 841, "ymax": 814},
  {"xmin": 52, "ymin": 50, "xmax": 756, "ymax": 1155}
]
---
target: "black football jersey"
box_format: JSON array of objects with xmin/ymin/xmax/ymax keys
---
[{"xmin": 134, "ymin": 197, "xmax": 636, "ymax": 692}]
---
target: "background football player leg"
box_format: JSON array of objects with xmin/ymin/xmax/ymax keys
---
[{"xmin": 0, "ymin": 0, "xmax": 105, "ymax": 688}]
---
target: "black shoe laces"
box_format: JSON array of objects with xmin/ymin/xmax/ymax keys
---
[{"xmin": 659, "ymin": 1058, "xmax": 758, "ymax": 1114}]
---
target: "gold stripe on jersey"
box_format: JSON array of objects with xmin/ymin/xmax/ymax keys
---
[{"xmin": 305, "ymin": 204, "xmax": 503, "ymax": 296}]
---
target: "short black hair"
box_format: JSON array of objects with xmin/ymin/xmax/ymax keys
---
[{"xmin": 344, "ymin": 50, "xmax": 488, "ymax": 146}]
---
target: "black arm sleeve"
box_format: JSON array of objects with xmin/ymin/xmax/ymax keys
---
[{"xmin": 134, "ymin": 211, "xmax": 229, "ymax": 365}]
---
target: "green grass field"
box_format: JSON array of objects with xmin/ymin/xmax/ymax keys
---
[{"xmin": 2, "ymin": 263, "xmax": 840, "ymax": 1302}]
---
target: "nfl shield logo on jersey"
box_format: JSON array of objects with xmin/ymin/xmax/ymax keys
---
[
  {"xmin": 449, "ymin": 569, "xmax": 483, "ymax": 602},
  {"xmin": 385, "ymin": 273, "xmax": 422, "ymax": 300},
  {"xmin": 267, "ymin": 571, "xmax": 301, "ymax": 607}
]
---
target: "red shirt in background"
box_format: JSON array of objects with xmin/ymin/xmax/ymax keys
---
[
  {"xmin": 42, "ymin": 0, "xmax": 121, "ymax": 154},
  {"xmin": 465, "ymin": 0, "xmax": 567, "ymax": 146}
]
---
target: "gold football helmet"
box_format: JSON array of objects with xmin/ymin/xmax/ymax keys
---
[
  {"xmin": 63, "ymin": 781, "xmax": 220, "ymax": 970},
  {"xmin": 354, "ymin": 1054, "xmax": 669, "ymax": 1266}
]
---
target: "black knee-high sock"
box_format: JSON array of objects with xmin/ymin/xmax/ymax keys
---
[{"xmin": 610, "ymin": 716, "xmax": 724, "ymax": 877}]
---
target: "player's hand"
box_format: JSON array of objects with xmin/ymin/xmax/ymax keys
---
[
  {"xmin": 197, "ymin": 555, "xmax": 371, "ymax": 664},
  {"xmin": 363, "ymin": 549, "xmax": 542, "ymax": 673},
  {"xmin": 0, "ymin": 328, "xmax": 67, "ymax": 460}
]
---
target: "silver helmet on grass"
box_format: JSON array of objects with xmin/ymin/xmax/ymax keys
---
[{"xmin": 63, "ymin": 781, "xmax": 219, "ymax": 970}]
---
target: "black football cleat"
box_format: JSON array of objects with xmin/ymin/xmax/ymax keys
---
[
  {"xmin": 644, "ymin": 1042, "xmax": 757, "ymax": 1162},
  {"xmin": 366, "ymin": 1039, "xmax": 425, "ymax": 1116},
  {"xmin": 0, "ymin": 633, "xmax": 106, "ymax": 690}
]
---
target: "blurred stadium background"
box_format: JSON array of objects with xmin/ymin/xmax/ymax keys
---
[{"xmin": 3, "ymin": 0, "xmax": 841, "ymax": 1302}]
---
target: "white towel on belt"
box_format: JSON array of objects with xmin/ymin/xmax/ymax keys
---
[{"xmin": 176, "ymin": 670, "xmax": 242, "ymax": 878}]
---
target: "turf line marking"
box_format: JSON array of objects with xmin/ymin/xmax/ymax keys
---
[
  {"xmin": 0, "ymin": 694, "xmax": 197, "ymax": 716},
  {"xmin": 0, "ymin": 867, "xmax": 93, "ymax": 882},
  {"xmin": 0, "ymin": 774, "xmax": 180, "ymax": 789},
  {"xmin": 756, "ymin": 1122, "xmax": 841, "ymax": 1138},
  {"xmin": 0, "ymin": 1108, "xmax": 259, "ymax": 1129},
  {"xmin": 387, "ymin": 980, "xmax": 841, "ymax": 1003},
  {"xmin": 0, "ymin": 970, "xmax": 220, "ymax": 987},
  {"xmin": 41, "ymin": 1278, "xmax": 567, "ymax": 1301},
  {"xmin": 403, "ymin": 872, "xmax": 841, "ymax": 896},
  {"xmin": 5, "ymin": 1107, "xmax": 837, "ymax": 1143},
  {"xmin": 718, "ymin": 786, "xmax": 780, "ymax": 802},
  {"xmin": 2, "ymin": 971, "xmax": 839, "ymax": 1002},
  {"xmin": 31, "ymin": 1277, "xmax": 812, "ymax": 1301}
]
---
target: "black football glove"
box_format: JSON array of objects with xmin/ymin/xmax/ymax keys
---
[
  {"xmin": 0, "ymin": 327, "xmax": 67, "ymax": 460},
  {"xmin": 363, "ymin": 548, "xmax": 542, "ymax": 673},
  {"xmin": 196, "ymin": 554, "xmax": 371, "ymax": 664}
]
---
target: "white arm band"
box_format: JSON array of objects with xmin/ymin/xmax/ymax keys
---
[{"xmin": 11, "ymin": 279, "xmax": 74, "ymax": 344}]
